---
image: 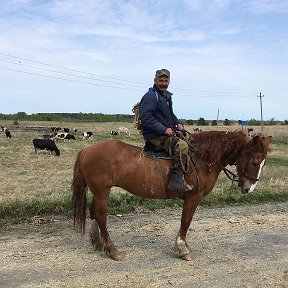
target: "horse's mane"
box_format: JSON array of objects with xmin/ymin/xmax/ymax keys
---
[{"xmin": 189, "ymin": 130, "xmax": 249, "ymax": 164}]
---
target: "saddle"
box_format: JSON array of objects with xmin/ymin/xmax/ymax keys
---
[{"xmin": 143, "ymin": 141, "xmax": 172, "ymax": 160}]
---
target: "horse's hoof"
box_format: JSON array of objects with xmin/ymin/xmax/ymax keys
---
[
  {"xmin": 181, "ymin": 253, "xmax": 193, "ymax": 261},
  {"xmin": 111, "ymin": 252, "xmax": 125, "ymax": 261}
]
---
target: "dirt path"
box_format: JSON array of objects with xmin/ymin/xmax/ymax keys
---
[{"xmin": 0, "ymin": 203, "xmax": 287, "ymax": 288}]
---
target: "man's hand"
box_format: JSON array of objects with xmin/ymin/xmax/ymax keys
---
[
  {"xmin": 176, "ymin": 123, "xmax": 184, "ymax": 131},
  {"xmin": 165, "ymin": 127, "xmax": 174, "ymax": 136}
]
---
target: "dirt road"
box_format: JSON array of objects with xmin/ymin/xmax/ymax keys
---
[{"xmin": 0, "ymin": 203, "xmax": 287, "ymax": 288}]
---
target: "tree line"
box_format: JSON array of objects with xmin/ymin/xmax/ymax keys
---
[{"xmin": 0, "ymin": 112, "xmax": 287, "ymax": 126}]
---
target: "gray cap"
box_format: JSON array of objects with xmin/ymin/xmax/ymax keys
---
[{"xmin": 155, "ymin": 69, "xmax": 170, "ymax": 78}]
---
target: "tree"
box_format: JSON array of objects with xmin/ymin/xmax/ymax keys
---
[
  {"xmin": 211, "ymin": 120, "xmax": 217, "ymax": 126},
  {"xmin": 197, "ymin": 117, "xmax": 207, "ymax": 126},
  {"xmin": 223, "ymin": 118, "xmax": 231, "ymax": 126},
  {"xmin": 186, "ymin": 119, "xmax": 194, "ymax": 125}
]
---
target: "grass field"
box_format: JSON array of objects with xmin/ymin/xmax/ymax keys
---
[{"xmin": 0, "ymin": 121, "xmax": 287, "ymax": 220}]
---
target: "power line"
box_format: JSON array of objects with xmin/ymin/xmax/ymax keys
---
[
  {"xmin": 0, "ymin": 52, "xmax": 144, "ymax": 85},
  {"xmin": 0, "ymin": 52, "xmax": 258, "ymax": 98},
  {"xmin": 0, "ymin": 59, "xmax": 147, "ymax": 89},
  {"xmin": 0, "ymin": 66, "xmax": 142, "ymax": 92}
]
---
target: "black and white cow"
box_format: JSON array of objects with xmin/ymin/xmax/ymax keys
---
[
  {"xmin": 82, "ymin": 131, "xmax": 93, "ymax": 139},
  {"xmin": 32, "ymin": 139, "xmax": 60, "ymax": 156},
  {"xmin": 63, "ymin": 128, "xmax": 70, "ymax": 133},
  {"xmin": 110, "ymin": 130, "xmax": 118, "ymax": 136},
  {"xmin": 64, "ymin": 134, "xmax": 76, "ymax": 141},
  {"xmin": 53, "ymin": 132, "xmax": 67, "ymax": 141}
]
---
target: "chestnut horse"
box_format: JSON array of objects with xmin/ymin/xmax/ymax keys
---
[{"xmin": 72, "ymin": 131, "xmax": 272, "ymax": 261}]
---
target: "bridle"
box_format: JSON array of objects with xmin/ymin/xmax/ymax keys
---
[{"xmin": 222, "ymin": 150, "xmax": 264, "ymax": 185}]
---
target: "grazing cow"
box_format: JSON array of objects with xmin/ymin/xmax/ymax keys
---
[
  {"xmin": 51, "ymin": 127, "xmax": 61, "ymax": 132},
  {"xmin": 32, "ymin": 139, "xmax": 60, "ymax": 156},
  {"xmin": 0, "ymin": 126, "xmax": 4, "ymax": 132},
  {"xmin": 193, "ymin": 127, "xmax": 202, "ymax": 133},
  {"xmin": 53, "ymin": 132, "xmax": 67, "ymax": 141},
  {"xmin": 73, "ymin": 128, "xmax": 78, "ymax": 133},
  {"xmin": 64, "ymin": 128, "xmax": 70, "ymax": 133},
  {"xmin": 110, "ymin": 130, "xmax": 118, "ymax": 136},
  {"xmin": 64, "ymin": 134, "xmax": 76, "ymax": 141},
  {"xmin": 82, "ymin": 131, "xmax": 93, "ymax": 140},
  {"xmin": 119, "ymin": 127, "xmax": 130, "ymax": 135},
  {"xmin": 4, "ymin": 128, "xmax": 11, "ymax": 138}
]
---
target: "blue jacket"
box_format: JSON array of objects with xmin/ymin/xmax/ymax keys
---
[{"xmin": 140, "ymin": 86, "xmax": 180, "ymax": 141}]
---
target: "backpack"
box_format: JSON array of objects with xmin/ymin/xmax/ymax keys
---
[{"xmin": 132, "ymin": 91, "xmax": 159, "ymax": 132}]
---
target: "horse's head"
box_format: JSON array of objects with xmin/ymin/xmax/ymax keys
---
[{"xmin": 236, "ymin": 135, "xmax": 272, "ymax": 194}]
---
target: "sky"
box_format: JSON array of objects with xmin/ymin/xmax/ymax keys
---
[{"xmin": 0, "ymin": 0, "xmax": 287, "ymax": 121}]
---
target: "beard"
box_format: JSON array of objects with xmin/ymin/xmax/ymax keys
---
[{"xmin": 158, "ymin": 85, "xmax": 168, "ymax": 91}]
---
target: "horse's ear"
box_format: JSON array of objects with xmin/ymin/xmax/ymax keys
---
[{"xmin": 262, "ymin": 136, "xmax": 272, "ymax": 147}]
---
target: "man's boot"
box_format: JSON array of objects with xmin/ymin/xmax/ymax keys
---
[{"xmin": 167, "ymin": 169, "xmax": 193, "ymax": 193}]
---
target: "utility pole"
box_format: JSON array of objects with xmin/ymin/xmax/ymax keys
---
[
  {"xmin": 216, "ymin": 108, "xmax": 219, "ymax": 130},
  {"xmin": 257, "ymin": 92, "xmax": 264, "ymax": 132}
]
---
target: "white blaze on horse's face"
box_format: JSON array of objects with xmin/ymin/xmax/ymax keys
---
[{"xmin": 247, "ymin": 159, "xmax": 266, "ymax": 193}]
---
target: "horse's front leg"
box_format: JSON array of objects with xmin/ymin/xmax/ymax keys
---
[{"xmin": 175, "ymin": 192, "xmax": 202, "ymax": 261}]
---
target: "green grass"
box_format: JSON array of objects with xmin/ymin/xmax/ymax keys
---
[
  {"xmin": 266, "ymin": 157, "xmax": 288, "ymax": 166},
  {"xmin": 1, "ymin": 188, "xmax": 287, "ymax": 222}
]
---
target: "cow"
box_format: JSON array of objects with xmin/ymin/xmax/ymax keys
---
[
  {"xmin": 82, "ymin": 131, "xmax": 93, "ymax": 139},
  {"xmin": 119, "ymin": 127, "xmax": 130, "ymax": 135},
  {"xmin": 110, "ymin": 130, "xmax": 118, "ymax": 136},
  {"xmin": 51, "ymin": 127, "xmax": 61, "ymax": 132},
  {"xmin": 4, "ymin": 128, "xmax": 11, "ymax": 138},
  {"xmin": 32, "ymin": 139, "xmax": 60, "ymax": 156},
  {"xmin": 64, "ymin": 128, "xmax": 70, "ymax": 133},
  {"xmin": 64, "ymin": 134, "xmax": 76, "ymax": 141},
  {"xmin": 53, "ymin": 132, "xmax": 67, "ymax": 141},
  {"xmin": 193, "ymin": 127, "xmax": 202, "ymax": 133},
  {"xmin": 73, "ymin": 128, "xmax": 78, "ymax": 133}
]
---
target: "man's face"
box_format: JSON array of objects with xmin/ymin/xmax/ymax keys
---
[{"xmin": 154, "ymin": 76, "xmax": 170, "ymax": 92}]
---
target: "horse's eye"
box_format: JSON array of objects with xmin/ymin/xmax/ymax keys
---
[{"xmin": 252, "ymin": 160, "xmax": 259, "ymax": 166}]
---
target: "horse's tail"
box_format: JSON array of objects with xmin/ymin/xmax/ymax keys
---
[{"xmin": 71, "ymin": 148, "xmax": 88, "ymax": 235}]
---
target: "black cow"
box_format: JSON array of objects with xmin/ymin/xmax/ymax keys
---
[
  {"xmin": 64, "ymin": 128, "xmax": 70, "ymax": 133},
  {"xmin": 32, "ymin": 139, "xmax": 60, "ymax": 156},
  {"xmin": 4, "ymin": 128, "xmax": 11, "ymax": 138}
]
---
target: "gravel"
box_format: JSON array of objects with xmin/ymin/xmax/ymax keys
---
[{"xmin": 0, "ymin": 202, "xmax": 287, "ymax": 288}]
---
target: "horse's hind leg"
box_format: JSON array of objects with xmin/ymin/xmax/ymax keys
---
[
  {"xmin": 89, "ymin": 218, "xmax": 104, "ymax": 251},
  {"xmin": 89, "ymin": 194, "xmax": 124, "ymax": 261}
]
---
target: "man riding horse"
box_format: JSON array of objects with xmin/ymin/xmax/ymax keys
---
[{"xmin": 140, "ymin": 69, "xmax": 192, "ymax": 193}]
